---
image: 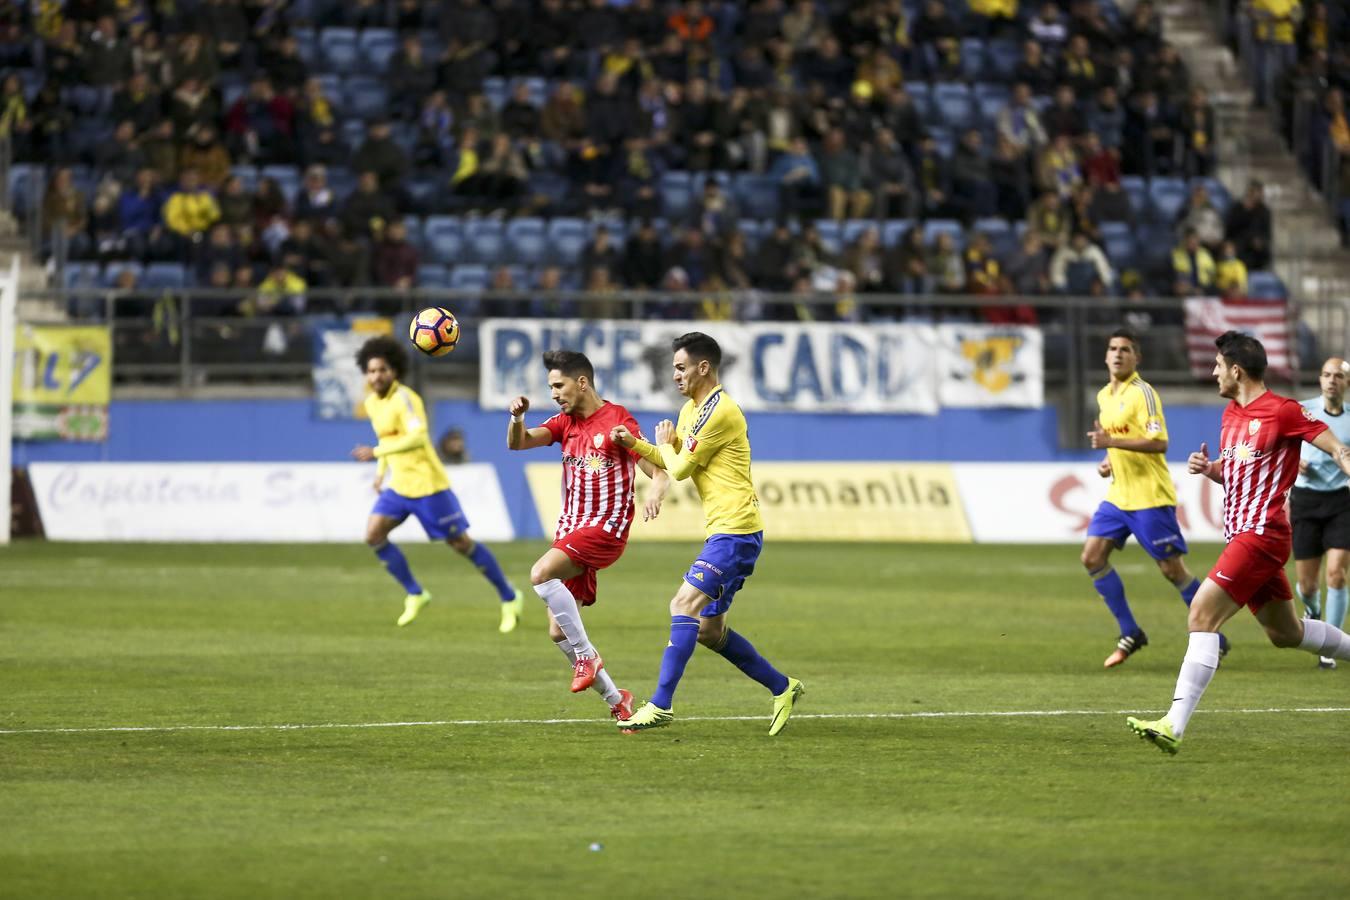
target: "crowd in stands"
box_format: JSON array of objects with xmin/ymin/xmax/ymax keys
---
[{"xmin": 0, "ymin": 0, "xmax": 1282, "ymax": 332}]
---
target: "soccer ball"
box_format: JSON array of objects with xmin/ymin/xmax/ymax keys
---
[{"xmin": 408, "ymin": 307, "xmax": 461, "ymax": 357}]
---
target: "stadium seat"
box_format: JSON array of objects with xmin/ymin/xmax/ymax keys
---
[
  {"xmin": 881, "ymin": 219, "xmax": 915, "ymax": 248},
  {"xmin": 62, "ymin": 262, "xmax": 100, "ymax": 290},
  {"xmin": 734, "ymin": 173, "xmax": 780, "ymax": 221},
  {"xmin": 316, "ymin": 73, "xmax": 342, "ymax": 100},
  {"xmin": 416, "ymin": 263, "xmax": 450, "ymax": 287},
  {"xmin": 1100, "ymin": 221, "xmax": 1137, "ymax": 270},
  {"xmin": 424, "ymin": 216, "xmax": 464, "ymax": 265},
  {"xmin": 985, "ymin": 40, "xmax": 1020, "ymax": 80},
  {"xmin": 482, "ymin": 77, "xmax": 508, "ymax": 111},
  {"xmin": 7, "ymin": 163, "xmax": 40, "ymax": 216},
  {"xmin": 327, "ymin": 167, "xmax": 357, "ymax": 201},
  {"xmin": 736, "ymin": 219, "xmax": 765, "ymax": 252},
  {"xmin": 659, "ymin": 171, "xmax": 695, "ymax": 221},
  {"xmin": 405, "ymin": 174, "xmax": 442, "ymax": 213},
  {"xmin": 547, "ymin": 217, "xmax": 588, "ymax": 266},
  {"xmin": 1247, "ymin": 271, "xmax": 1287, "ymax": 300},
  {"xmin": 143, "ymin": 262, "xmax": 188, "ymax": 289},
  {"xmin": 102, "ymin": 262, "xmax": 143, "ymax": 287},
  {"xmin": 1136, "ymin": 223, "xmax": 1174, "ymax": 270},
  {"xmin": 1149, "ymin": 177, "xmax": 1188, "ymax": 223},
  {"xmin": 505, "ymin": 218, "xmax": 548, "ymax": 266},
  {"xmin": 928, "ymin": 126, "xmax": 955, "ymax": 159},
  {"xmin": 923, "ymin": 219, "xmax": 964, "ymax": 250},
  {"xmin": 973, "ymin": 218, "xmax": 1014, "ymax": 258},
  {"xmin": 1121, "ymin": 176, "xmax": 1149, "ymax": 222},
  {"xmin": 260, "ymin": 165, "xmax": 301, "ymax": 204},
  {"xmin": 1190, "ymin": 176, "xmax": 1231, "ymax": 213},
  {"xmin": 841, "ymin": 219, "xmax": 875, "ymax": 248},
  {"xmin": 527, "ymin": 171, "xmax": 571, "ymax": 210},
  {"xmin": 1064, "ymin": 260, "xmax": 1100, "ymax": 295},
  {"xmin": 933, "ymin": 84, "xmax": 974, "ymax": 131},
  {"xmin": 320, "ymin": 28, "xmax": 359, "ymax": 71},
  {"xmin": 517, "ymin": 77, "xmax": 548, "ymax": 108},
  {"xmin": 344, "ymin": 77, "xmax": 389, "ymax": 120},
  {"xmin": 961, "ymin": 39, "xmax": 986, "ymax": 81},
  {"xmin": 340, "ymin": 118, "xmax": 367, "ymax": 152},
  {"xmin": 359, "ymin": 29, "xmax": 398, "ymax": 73},
  {"xmin": 814, "ymin": 219, "xmax": 843, "ymax": 255},
  {"xmin": 400, "ymin": 215, "xmax": 425, "ymax": 253},
  {"xmin": 905, "ymin": 82, "xmax": 930, "ymax": 114},
  {"xmin": 292, "ymin": 27, "xmax": 318, "ymax": 66},
  {"xmin": 449, "ymin": 264, "xmax": 489, "ymax": 292},
  {"xmin": 463, "ymin": 218, "xmax": 506, "ymax": 265}
]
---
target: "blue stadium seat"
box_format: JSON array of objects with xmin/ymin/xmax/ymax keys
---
[
  {"xmin": 905, "ymin": 82, "xmax": 930, "ymax": 114},
  {"xmin": 1247, "ymin": 271, "xmax": 1287, "ymax": 300},
  {"xmin": 359, "ymin": 29, "xmax": 398, "ymax": 73},
  {"xmin": 923, "ymin": 219, "xmax": 965, "ymax": 250},
  {"xmin": 518, "ymin": 77, "xmax": 548, "ymax": 108},
  {"xmin": 1100, "ymin": 221, "xmax": 1137, "ymax": 270},
  {"xmin": 841, "ymin": 219, "xmax": 875, "ymax": 248},
  {"xmin": 814, "ymin": 220, "xmax": 843, "ymax": 255},
  {"xmin": 1121, "ymin": 176, "xmax": 1149, "ymax": 222},
  {"xmin": 327, "ymin": 167, "xmax": 357, "ymax": 201},
  {"xmin": 463, "ymin": 218, "xmax": 506, "ymax": 264},
  {"xmin": 881, "ymin": 219, "xmax": 915, "ymax": 247},
  {"xmin": 1149, "ymin": 177, "xmax": 1188, "ymax": 223},
  {"xmin": 933, "ymin": 84, "xmax": 974, "ymax": 131},
  {"xmin": 928, "ymin": 126, "xmax": 955, "ymax": 159},
  {"xmin": 405, "ymin": 174, "xmax": 442, "ymax": 213},
  {"xmin": 660, "ymin": 171, "xmax": 695, "ymax": 221},
  {"xmin": 591, "ymin": 216, "xmax": 627, "ymax": 247},
  {"xmin": 547, "ymin": 217, "xmax": 588, "ymax": 266},
  {"xmin": 734, "ymin": 173, "xmax": 779, "ymax": 221},
  {"xmin": 961, "ymin": 39, "xmax": 986, "ymax": 81},
  {"xmin": 416, "ymin": 263, "xmax": 450, "ymax": 287},
  {"xmin": 7, "ymin": 163, "xmax": 40, "ymax": 216},
  {"xmin": 424, "ymin": 216, "xmax": 464, "ymax": 265},
  {"xmin": 1137, "ymin": 223, "xmax": 1174, "ymax": 269},
  {"xmin": 260, "ymin": 165, "xmax": 301, "ymax": 204},
  {"xmin": 974, "ymin": 218, "xmax": 1014, "ymax": 258},
  {"xmin": 482, "ymin": 77, "xmax": 508, "ymax": 111},
  {"xmin": 505, "ymin": 217, "xmax": 548, "ymax": 266},
  {"xmin": 143, "ymin": 262, "xmax": 187, "ymax": 289},
  {"xmin": 293, "ymin": 27, "xmax": 318, "ymax": 66},
  {"xmin": 228, "ymin": 164, "xmax": 258, "ymax": 191},
  {"xmin": 102, "ymin": 262, "xmax": 143, "ymax": 287},
  {"xmin": 316, "ymin": 73, "xmax": 342, "ymax": 100},
  {"xmin": 320, "ymin": 28, "xmax": 359, "ymax": 71},
  {"xmin": 1064, "ymin": 260, "xmax": 1100, "ymax": 294},
  {"xmin": 62, "ymin": 262, "xmax": 100, "ymax": 290},
  {"xmin": 985, "ymin": 40, "xmax": 1021, "ymax": 80},
  {"xmin": 340, "ymin": 118, "xmax": 367, "ymax": 151},
  {"xmin": 1190, "ymin": 176, "xmax": 1231, "ymax": 213},
  {"xmin": 400, "ymin": 215, "xmax": 425, "ymax": 253},
  {"xmin": 735, "ymin": 219, "xmax": 765, "ymax": 252},
  {"xmin": 344, "ymin": 77, "xmax": 389, "ymax": 120},
  {"xmin": 449, "ymin": 264, "xmax": 489, "ymax": 292},
  {"xmin": 527, "ymin": 171, "xmax": 571, "ymax": 209}
]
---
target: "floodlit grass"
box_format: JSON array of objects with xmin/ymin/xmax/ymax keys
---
[{"xmin": 2, "ymin": 541, "xmax": 1347, "ymax": 898}]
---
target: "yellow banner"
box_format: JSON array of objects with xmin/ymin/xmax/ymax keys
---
[
  {"xmin": 13, "ymin": 325, "xmax": 112, "ymax": 441},
  {"xmin": 526, "ymin": 462, "xmax": 972, "ymax": 543}
]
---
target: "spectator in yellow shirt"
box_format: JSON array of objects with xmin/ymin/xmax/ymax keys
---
[
  {"xmin": 162, "ymin": 168, "xmax": 220, "ymax": 240},
  {"xmin": 1251, "ymin": 0, "xmax": 1301, "ymax": 106},
  {"xmin": 1216, "ymin": 241, "xmax": 1249, "ymax": 298}
]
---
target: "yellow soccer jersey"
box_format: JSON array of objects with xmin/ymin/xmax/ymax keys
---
[
  {"xmin": 1097, "ymin": 372, "xmax": 1176, "ymax": 510},
  {"xmin": 667, "ymin": 386, "xmax": 764, "ymax": 536},
  {"xmin": 364, "ymin": 381, "xmax": 450, "ymax": 498}
]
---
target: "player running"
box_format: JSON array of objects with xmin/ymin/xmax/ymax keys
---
[
  {"xmin": 507, "ymin": 350, "xmax": 669, "ymax": 721},
  {"xmin": 1082, "ymin": 329, "xmax": 1228, "ymax": 667},
  {"xmin": 610, "ymin": 332, "xmax": 804, "ymax": 736},
  {"xmin": 1127, "ymin": 332, "xmax": 1350, "ymax": 754},
  {"xmin": 1292, "ymin": 357, "xmax": 1350, "ymax": 670},
  {"xmin": 350, "ymin": 337, "xmax": 523, "ymax": 630}
]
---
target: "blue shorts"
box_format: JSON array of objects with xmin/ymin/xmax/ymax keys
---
[
  {"xmin": 684, "ymin": 532, "xmax": 764, "ymax": 618},
  {"xmin": 1087, "ymin": 502, "xmax": 1187, "ymax": 561},
  {"xmin": 371, "ymin": 488, "xmax": 469, "ymax": 540}
]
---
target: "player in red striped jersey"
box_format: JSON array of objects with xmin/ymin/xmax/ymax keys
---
[
  {"xmin": 1129, "ymin": 332, "xmax": 1350, "ymax": 754},
  {"xmin": 507, "ymin": 350, "xmax": 669, "ymax": 721}
]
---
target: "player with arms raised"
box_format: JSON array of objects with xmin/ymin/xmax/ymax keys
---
[
  {"xmin": 610, "ymin": 332, "xmax": 804, "ymax": 736},
  {"xmin": 1081, "ymin": 328, "xmax": 1227, "ymax": 667},
  {"xmin": 1128, "ymin": 332, "xmax": 1350, "ymax": 754},
  {"xmin": 507, "ymin": 350, "xmax": 669, "ymax": 721},
  {"xmin": 350, "ymin": 336, "xmax": 523, "ymax": 630}
]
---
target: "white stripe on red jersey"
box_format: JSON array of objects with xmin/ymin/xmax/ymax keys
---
[{"xmin": 541, "ymin": 402, "xmax": 642, "ymax": 543}]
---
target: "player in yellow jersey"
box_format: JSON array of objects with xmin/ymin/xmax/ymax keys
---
[
  {"xmin": 609, "ymin": 332, "xmax": 805, "ymax": 735},
  {"xmin": 350, "ymin": 337, "xmax": 523, "ymax": 630},
  {"xmin": 1081, "ymin": 329, "xmax": 1227, "ymax": 667}
]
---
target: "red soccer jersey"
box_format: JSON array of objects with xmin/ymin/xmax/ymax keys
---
[
  {"xmin": 1218, "ymin": 391, "xmax": 1328, "ymax": 541},
  {"xmin": 541, "ymin": 402, "xmax": 644, "ymax": 542}
]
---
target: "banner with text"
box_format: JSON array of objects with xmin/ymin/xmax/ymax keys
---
[
  {"xmin": 28, "ymin": 463, "xmax": 514, "ymax": 542},
  {"xmin": 12, "ymin": 325, "xmax": 111, "ymax": 441},
  {"xmin": 954, "ymin": 462, "xmax": 1225, "ymax": 543},
  {"xmin": 312, "ymin": 319, "xmax": 393, "ymax": 419},
  {"xmin": 483, "ymin": 319, "xmax": 942, "ymax": 414},
  {"xmin": 526, "ymin": 461, "xmax": 972, "ymax": 542},
  {"xmin": 936, "ymin": 325, "xmax": 1044, "ymax": 408}
]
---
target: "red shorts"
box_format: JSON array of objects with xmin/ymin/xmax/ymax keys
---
[
  {"xmin": 552, "ymin": 526, "xmax": 628, "ymax": 606},
  {"xmin": 1210, "ymin": 531, "xmax": 1293, "ymax": 613}
]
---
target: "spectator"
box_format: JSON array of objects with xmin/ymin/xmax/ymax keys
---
[
  {"xmin": 413, "ymin": 90, "xmax": 456, "ymax": 169},
  {"xmin": 1004, "ymin": 231, "xmax": 1053, "ymax": 295},
  {"xmin": 951, "ymin": 129, "xmax": 995, "ymax": 221},
  {"xmin": 616, "ymin": 137, "xmax": 665, "ymax": 219},
  {"xmin": 1027, "ymin": 190, "xmax": 1071, "ymax": 247},
  {"xmin": 582, "ymin": 225, "xmax": 621, "ymax": 285},
  {"xmin": 753, "ymin": 221, "xmax": 797, "ymax": 291},
  {"xmin": 178, "ymin": 124, "xmax": 230, "ymax": 191},
  {"xmin": 991, "ymin": 134, "xmax": 1033, "ymax": 221},
  {"xmin": 437, "ymin": 428, "xmax": 469, "ymax": 465},
  {"xmin": 501, "ymin": 82, "xmax": 541, "ymax": 139},
  {"xmin": 84, "ymin": 15, "xmax": 131, "ymax": 88},
  {"xmin": 472, "ymin": 132, "xmax": 529, "ymax": 210},
  {"xmin": 997, "ymin": 83, "xmax": 1048, "ymax": 157},
  {"xmin": 1088, "ymin": 177, "xmax": 1135, "ymax": 225},
  {"xmin": 865, "ymin": 127, "xmax": 917, "ymax": 219},
  {"xmin": 1171, "ymin": 227, "xmax": 1216, "ymax": 296},
  {"xmin": 1215, "ymin": 240, "xmax": 1249, "ymax": 299},
  {"xmin": 1224, "ymin": 180, "xmax": 1273, "ymax": 270},
  {"xmin": 217, "ymin": 175, "xmax": 254, "ymax": 228},
  {"xmin": 163, "ymin": 168, "xmax": 221, "ymax": 242},
  {"xmin": 95, "ymin": 120, "xmax": 146, "ymax": 186},
  {"xmin": 913, "ymin": 134, "xmax": 951, "ymax": 219},
  {"xmin": 42, "ymin": 166, "xmax": 90, "ymax": 257},
  {"xmin": 111, "ymin": 70, "xmax": 161, "ymax": 134},
  {"xmin": 714, "ymin": 230, "xmax": 755, "ymax": 292},
  {"xmin": 694, "ymin": 179, "xmax": 739, "ymax": 237},
  {"xmin": 1124, "ymin": 88, "xmax": 1176, "ymax": 176},
  {"xmin": 1080, "ymin": 132, "xmax": 1120, "ymax": 187},
  {"xmin": 280, "ymin": 219, "xmax": 332, "ymax": 286},
  {"xmin": 0, "ymin": 73, "xmax": 29, "ymax": 156},
  {"xmin": 1027, "ymin": 2, "xmax": 1069, "ymax": 56},
  {"xmin": 117, "ymin": 168, "xmax": 167, "ymax": 256},
  {"xmin": 1013, "ymin": 40, "xmax": 1056, "ymax": 95},
  {"xmin": 969, "ymin": 0, "xmax": 1018, "ymax": 38},
  {"xmin": 140, "ymin": 118, "xmax": 179, "ymax": 185},
  {"xmin": 1069, "ymin": 184, "xmax": 1103, "ymax": 244},
  {"xmin": 1050, "ymin": 231, "xmax": 1114, "ymax": 294},
  {"xmin": 205, "ymin": 0, "xmax": 250, "ymax": 68},
  {"xmin": 225, "ymin": 75, "xmax": 295, "ymax": 164},
  {"xmin": 295, "ymin": 166, "xmax": 338, "ymax": 223},
  {"xmin": 885, "ymin": 228, "xmax": 933, "ymax": 295},
  {"xmin": 1057, "ymin": 36, "xmax": 1100, "ymax": 99},
  {"xmin": 770, "ymin": 136, "xmax": 822, "ymax": 218},
  {"xmin": 882, "ymin": 86, "xmax": 925, "ymax": 147},
  {"xmin": 1087, "ymin": 85, "xmax": 1126, "ymax": 150},
  {"xmin": 389, "ymin": 33, "xmax": 438, "ymax": 121},
  {"xmin": 261, "ymin": 33, "xmax": 307, "ymax": 95},
  {"xmin": 255, "ymin": 261, "xmax": 308, "ymax": 316},
  {"xmin": 353, "ymin": 120, "xmax": 411, "ymax": 194},
  {"xmin": 195, "ymin": 223, "xmax": 243, "ymax": 284},
  {"xmin": 374, "ymin": 219, "xmax": 419, "ymax": 289},
  {"xmin": 842, "ymin": 225, "xmax": 886, "ymax": 293},
  {"xmin": 295, "ymin": 77, "xmax": 337, "ymax": 148},
  {"xmin": 1179, "ymin": 87, "xmax": 1216, "ymax": 176},
  {"xmin": 911, "ymin": 0, "xmax": 961, "ymax": 81},
  {"xmin": 1036, "ymin": 133, "xmax": 1082, "ymax": 197},
  {"xmin": 1252, "ymin": 0, "xmax": 1299, "ymax": 106},
  {"xmin": 167, "ymin": 33, "xmax": 219, "ymax": 88},
  {"xmin": 622, "ymin": 220, "xmax": 666, "ymax": 288},
  {"xmin": 1126, "ymin": 0, "xmax": 1164, "ymax": 61},
  {"xmin": 928, "ymin": 232, "xmax": 966, "ymax": 293},
  {"xmin": 1176, "ymin": 183, "xmax": 1225, "ymax": 252},
  {"xmin": 1043, "ymin": 85, "xmax": 1085, "ymax": 138},
  {"xmin": 168, "ymin": 77, "xmax": 218, "ymax": 137},
  {"xmin": 666, "ymin": 226, "xmax": 713, "ymax": 287},
  {"xmin": 678, "ymin": 77, "xmax": 724, "ymax": 171},
  {"xmin": 341, "ymin": 171, "xmax": 398, "ymax": 240},
  {"xmin": 1142, "ymin": 43, "xmax": 1191, "ymax": 104},
  {"xmin": 28, "ymin": 82, "xmax": 74, "ymax": 163}
]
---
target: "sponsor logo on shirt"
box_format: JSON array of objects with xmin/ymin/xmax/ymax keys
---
[
  {"xmin": 562, "ymin": 452, "xmax": 615, "ymax": 472},
  {"xmin": 1222, "ymin": 442, "xmax": 1264, "ymax": 463},
  {"xmin": 685, "ymin": 436, "xmax": 698, "ymax": 452}
]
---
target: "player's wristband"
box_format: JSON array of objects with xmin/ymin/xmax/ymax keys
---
[{"xmin": 511, "ymin": 414, "xmax": 523, "ymax": 423}]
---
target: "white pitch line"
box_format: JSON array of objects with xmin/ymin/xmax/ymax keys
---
[{"xmin": 2, "ymin": 707, "xmax": 1349, "ymax": 736}]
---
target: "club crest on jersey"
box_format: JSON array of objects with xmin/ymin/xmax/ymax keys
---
[
  {"xmin": 685, "ymin": 436, "xmax": 698, "ymax": 452},
  {"xmin": 1248, "ymin": 419, "xmax": 1261, "ymax": 435},
  {"xmin": 593, "ymin": 433, "xmax": 604, "ymax": 448}
]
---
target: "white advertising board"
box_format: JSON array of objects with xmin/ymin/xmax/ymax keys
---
[
  {"xmin": 953, "ymin": 462, "xmax": 1227, "ymax": 543},
  {"xmin": 28, "ymin": 463, "xmax": 515, "ymax": 543}
]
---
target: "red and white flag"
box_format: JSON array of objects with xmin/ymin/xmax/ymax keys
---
[{"xmin": 1184, "ymin": 297, "xmax": 1294, "ymax": 378}]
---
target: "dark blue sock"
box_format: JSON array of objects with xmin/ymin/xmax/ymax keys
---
[
  {"xmin": 650, "ymin": 616, "xmax": 700, "ymax": 709},
  {"xmin": 374, "ymin": 541, "xmax": 421, "ymax": 595},
  {"xmin": 468, "ymin": 542, "xmax": 515, "ymax": 601},
  {"xmin": 1092, "ymin": 567, "xmax": 1139, "ymax": 635},
  {"xmin": 1179, "ymin": 578, "xmax": 1200, "ymax": 608},
  {"xmin": 716, "ymin": 630, "xmax": 790, "ymax": 695}
]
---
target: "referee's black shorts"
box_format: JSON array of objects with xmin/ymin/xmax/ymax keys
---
[{"xmin": 1291, "ymin": 486, "xmax": 1350, "ymax": 559}]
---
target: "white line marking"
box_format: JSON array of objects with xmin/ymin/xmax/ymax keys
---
[{"xmin": 3, "ymin": 707, "xmax": 1349, "ymax": 736}]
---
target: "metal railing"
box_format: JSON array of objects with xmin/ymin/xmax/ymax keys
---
[{"xmin": 20, "ymin": 286, "xmax": 1330, "ymax": 446}]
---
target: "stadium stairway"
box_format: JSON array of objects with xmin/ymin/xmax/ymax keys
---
[
  {"xmin": 0, "ymin": 211, "xmax": 51, "ymax": 320},
  {"xmin": 1164, "ymin": 1, "xmax": 1350, "ymax": 308}
]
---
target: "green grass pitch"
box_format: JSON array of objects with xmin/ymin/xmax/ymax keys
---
[{"xmin": 2, "ymin": 540, "xmax": 1348, "ymax": 898}]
